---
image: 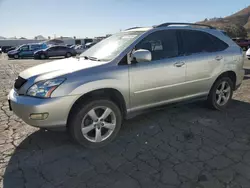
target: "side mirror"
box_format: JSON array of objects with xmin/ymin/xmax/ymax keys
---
[{"xmin": 132, "ymin": 49, "xmax": 152, "ymax": 63}]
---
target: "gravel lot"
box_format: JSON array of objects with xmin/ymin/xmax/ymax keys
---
[{"xmin": 1, "ymin": 54, "xmax": 250, "ymax": 188}]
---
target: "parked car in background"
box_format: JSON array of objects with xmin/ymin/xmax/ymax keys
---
[
  {"xmin": 34, "ymin": 45, "xmax": 77, "ymax": 59},
  {"xmin": 0, "ymin": 47, "xmax": 2, "ymax": 54},
  {"xmin": 74, "ymin": 45, "xmax": 86, "ymax": 54},
  {"xmin": 232, "ymin": 38, "xmax": 250, "ymax": 51},
  {"xmin": 9, "ymin": 23, "xmax": 244, "ymax": 148},
  {"xmin": 7, "ymin": 43, "xmax": 47, "ymax": 59},
  {"xmin": 246, "ymin": 46, "xmax": 250, "ymax": 60},
  {"xmin": 5, "ymin": 46, "xmax": 16, "ymax": 53},
  {"xmin": 85, "ymin": 42, "xmax": 97, "ymax": 49},
  {"xmin": 70, "ymin": 45, "xmax": 76, "ymax": 49}
]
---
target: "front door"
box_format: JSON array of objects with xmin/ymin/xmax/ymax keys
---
[
  {"xmin": 129, "ymin": 30, "xmax": 186, "ymax": 110},
  {"xmin": 57, "ymin": 46, "xmax": 67, "ymax": 56},
  {"xmin": 19, "ymin": 45, "xmax": 31, "ymax": 57},
  {"xmin": 47, "ymin": 47, "xmax": 58, "ymax": 57}
]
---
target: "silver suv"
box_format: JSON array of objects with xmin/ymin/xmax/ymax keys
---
[{"xmin": 8, "ymin": 23, "xmax": 244, "ymax": 148}]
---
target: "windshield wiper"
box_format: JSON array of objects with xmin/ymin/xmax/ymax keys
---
[
  {"xmin": 80, "ymin": 56, "xmax": 100, "ymax": 61},
  {"xmin": 88, "ymin": 56, "xmax": 100, "ymax": 61}
]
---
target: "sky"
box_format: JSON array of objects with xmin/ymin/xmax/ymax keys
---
[{"xmin": 0, "ymin": 0, "xmax": 249, "ymax": 39}]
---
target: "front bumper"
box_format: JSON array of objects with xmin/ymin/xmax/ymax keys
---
[
  {"xmin": 8, "ymin": 54, "xmax": 14, "ymax": 58},
  {"xmin": 8, "ymin": 89, "xmax": 79, "ymax": 128}
]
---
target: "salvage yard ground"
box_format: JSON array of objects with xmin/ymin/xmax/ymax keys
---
[{"xmin": 1, "ymin": 54, "xmax": 250, "ymax": 188}]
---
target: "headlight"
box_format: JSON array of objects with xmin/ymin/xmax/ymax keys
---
[{"xmin": 27, "ymin": 78, "xmax": 65, "ymax": 98}]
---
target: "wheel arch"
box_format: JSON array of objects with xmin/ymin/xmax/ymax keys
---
[
  {"xmin": 212, "ymin": 71, "xmax": 237, "ymax": 90},
  {"xmin": 67, "ymin": 88, "xmax": 127, "ymax": 127}
]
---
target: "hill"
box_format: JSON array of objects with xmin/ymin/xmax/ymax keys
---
[{"xmin": 199, "ymin": 5, "xmax": 250, "ymax": 37}]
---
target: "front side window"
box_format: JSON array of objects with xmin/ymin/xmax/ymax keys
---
[
  {"xmin": 180, "ymin": 30, "xmax": 228, "ymax": 55},
  {"xmin": 19, "ymin": 45, "xmax": 29, "ymax": 51},
  {"xmin": 58, "ymin": 46, "xmax": 67, "ymax": 50},
  {"xmin": 47, "ymin": 47, "xmax": 56, "ymax": 51},
  {"xmin": 49, "ymin": 46, "xmax": 60, "ymax": 51},
  {"xmin": 80, "ymin": 31, "xmax": 145, "ymax": 61},
  {"xmin": 135, "ymin": 30, "xmax": 179, "ymax": 61}
]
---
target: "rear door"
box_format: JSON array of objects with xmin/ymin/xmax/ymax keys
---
[{"xmin": 178, "ymin": 30, "xmax": 229, "ymax": 96}]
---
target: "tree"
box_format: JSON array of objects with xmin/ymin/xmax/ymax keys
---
[{"xmin": 220, "ymin": 24, "xmax": 248, "ymax": 38}]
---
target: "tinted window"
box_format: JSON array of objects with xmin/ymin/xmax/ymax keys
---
[
  {"xmin": 19, "ymin": 45, "xmax": 29, "ymax": 51},
  {"xmin": 180, "ymin": 30, "xmax": 228, "ymax": 55},
  {"xmin": 210, "ymin": 35, "xmax": 229, "ymax": 51},
  {"xmin": 136, "ymin": 30, "xmax": 179, "ymax": 61},
  {"xmin": 58, "ymin": 46, "xmax": 67, "ymax": 50},
  {"xmin": 47, "ymin": 46, "xmax": 57, "ymax": 51},
  {"xmin": 30, "ymin": 44, "xmax": 41, "ymax": 50}
]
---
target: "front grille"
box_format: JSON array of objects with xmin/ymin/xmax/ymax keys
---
[{"xmin": 14, "ymin": 76, "xmax": 27, "ymax": 90}]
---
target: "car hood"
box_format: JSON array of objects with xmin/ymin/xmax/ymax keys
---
[
  {"xmin": 19, "ymin": 57, "xmax": 108, "ymax": 81},
  {"xmin": 34, "ymin": 49, "xmax": 44, "ymax": 53},
  {"xmin": 8, "ymin": 50, "xmax": 18, "ymax": 54}
]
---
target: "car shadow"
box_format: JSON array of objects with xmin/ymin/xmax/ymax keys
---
[{"xmin": 3, "ymin": 100, "xmax": 250, "ymax": 187}]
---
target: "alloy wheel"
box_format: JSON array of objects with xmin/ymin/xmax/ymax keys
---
[
  {"xmin": 81, "ymin": 106, "xmax": 116, "ymax": 143},
  {"xmin": 215, "ymin": 81, "xmax": 231, "ymax": 106},
  {"xmin": 40, "ymin": 54, "xmax": 45, "ymax": 59}
]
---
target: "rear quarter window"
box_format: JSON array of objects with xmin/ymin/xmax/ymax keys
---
[
  {"xmin": 208, "ymin": 33, "xmax": 229, "ymax": 51},
  {"xmin": 179, "ymin": 30, "xmax": 228, "ymax": 55}
]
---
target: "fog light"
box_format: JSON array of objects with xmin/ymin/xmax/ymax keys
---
[{"xmin": 30, "ymin": 113, "xmax": 49, "ymax": 120}]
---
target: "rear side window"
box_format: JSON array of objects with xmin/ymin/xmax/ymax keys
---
[
  {"xmin": 136, "ymin": 30, "xmax": 179, "ymax": 61},
  {"xmin": 180, "ymin": 30, "xmax": 228, "ymax": 55},
  {"xmin": 30, "ymin": 44, "xmax": 41, "ymax": 50},
  {"xmin": 209, "ymin": 34, "xmax": 229, "ymax": 51}
]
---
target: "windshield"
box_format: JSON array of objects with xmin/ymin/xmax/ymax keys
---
[{"xmin": 80, "ymin": 31, "xmax": 145, "ymax": 61}]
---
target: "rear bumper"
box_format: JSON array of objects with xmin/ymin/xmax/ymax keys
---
[{"xmin": 8, "ymin": 89, "xmax": 79, "ymax": 128}]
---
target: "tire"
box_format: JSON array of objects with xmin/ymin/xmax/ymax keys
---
[
  {"xmin": 40, "ymin": 54, "xmax": 46, "ymax": 59},
  {"xmin": 68, "ymin": 99, "xmax": 122, "ymax": 148},
  {"xmin": 65, "ymin": 52, "xmax": 71, "ymax": 58},
  {"xmin": 14, "ymin": 54, "xmax": 19, "ymax": 59},
  {"xmin": 207, "ymin": 77, "xmax": 233, "ymax": 110}
]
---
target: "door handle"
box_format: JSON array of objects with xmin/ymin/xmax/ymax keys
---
[
  {"xmin": 174, "ymin": 62, "xmax": 185, "ymax": 67},
  {"xmin": 215, "ymin": 56, "xmax": 223, "ymax": 61}
]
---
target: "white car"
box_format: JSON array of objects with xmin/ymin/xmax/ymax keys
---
[
  {"xmin": 74, "ymin": 45, "xmax": 86, "ymax": 54},
  {"xmin": 246, "ymin": 47, "xmax": 250, "ymax": 60},
  {"xmin": 0, "ymin": 47, "xmax": 2, "ymax": 54}
]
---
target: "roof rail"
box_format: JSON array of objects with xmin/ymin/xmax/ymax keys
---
[
  {"xmin": 124, "ymin": 27, "xmax": 142, "ymax": 31},
  {"xmin": 154, "ymin": 23, "xmax": 215, "ymax": 29}
]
